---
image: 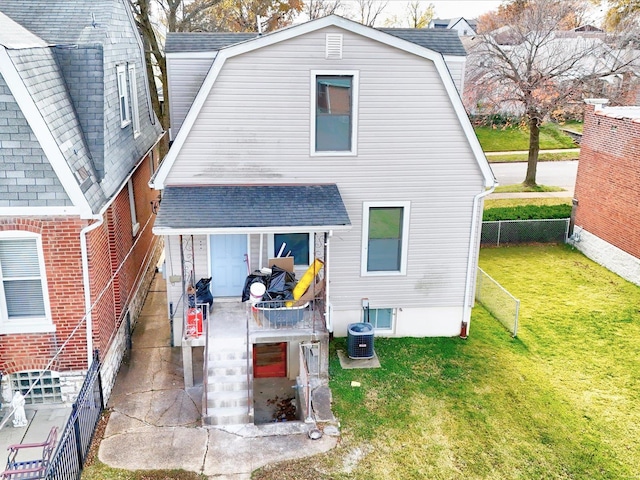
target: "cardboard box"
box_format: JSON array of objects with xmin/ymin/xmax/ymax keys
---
[{"xmin": 268, "ymin": 257, "xmax": 294, "ymax": 273}]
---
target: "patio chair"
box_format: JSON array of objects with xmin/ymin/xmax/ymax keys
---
[{"xmin": 1, "ymin": 426, "xmax": 58, "ymax": 479}]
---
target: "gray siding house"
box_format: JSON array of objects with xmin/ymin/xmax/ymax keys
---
[
  {"xmin": 152, "ymin": 15, "xmax": 494, "ymax": 426},
  {"xmin": 0, "ymin": 0, "xmax": 164, "ymax": 407}
]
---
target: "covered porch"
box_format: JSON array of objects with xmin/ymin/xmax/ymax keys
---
[{"xmin": 152, "ymin": 184, "xmax": 350, "ymax": 426}]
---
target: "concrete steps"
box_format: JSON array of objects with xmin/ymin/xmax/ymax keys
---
[{"xmin": 204, "ymin": 336, "xmax": 253, "ymax": 426}]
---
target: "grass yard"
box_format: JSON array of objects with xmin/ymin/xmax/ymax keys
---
[
  {"xmin": 487, "ymin": 150, "xmax": 579, "ymax": 163},
  {"xmin": 476, "ymin": 123, "xmax": 577, "ymax": 152},
  {"xmin": 254, "ymin": 245, "xmax": 640, "ymax": 479},
  {"xmin": 484, "ymin": 197, "xmax": 572, "ymax": 209}
]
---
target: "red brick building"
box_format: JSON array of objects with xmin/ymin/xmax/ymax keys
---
[
  {"xmin": 571, "ymin": 99, "xmax": 640, "ymax": 285},
  {"xmin": 0, "ymin": 0, "xmax": 165, "ymax": 406}
]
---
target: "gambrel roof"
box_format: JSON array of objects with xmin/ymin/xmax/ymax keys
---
[
  {"xmin": 165, "ymin": 26, "xmax": 467, "ymax": 58},
  {"xmin": 153, "ymin": 15, "xmax": 493, "ymax": 190}
]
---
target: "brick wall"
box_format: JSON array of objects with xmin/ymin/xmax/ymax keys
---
[
  {"xmin": 574, "ymin": 104, "xmax": 640, "ymax": 259},
  {"xmin": 1, "ymin": 145, "xmax": 163, "ymax": 403}
]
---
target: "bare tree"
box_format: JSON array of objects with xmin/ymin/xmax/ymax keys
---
[
  {"xmin": 468, "ymin": 0, "xmax": 638, "ymax": 186},
  {"xmin": 129, "ymin": 0, "xmax": 224, "ymax": 129},
  {"xmin": 305, "ymin": 0, "xmax": 342, "ymax": 19},
  {"xmin": 384, "ymin": 1, "xmax": 434, "ymax": 28},
  {"xmin": 353, "ymin": 0, "xmax": 388, "ymax": 27}
]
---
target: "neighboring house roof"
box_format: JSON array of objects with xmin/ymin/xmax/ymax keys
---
[
  {"xmin": 594, "ymin": 105, "xmax": 640, "ymax": 121},
  {"xmin": 0, "ymin": 0, "xmax": 163, "ymax": 218},
  {"xmin": 155, "ymin": 184, "xmax": 351, "ymax": 234},
  {"xmin": 153, "ymin": 15, "xmax": 494, "ymax": 190},
  {"xmin": 166, "ymin": 27, "xmax": 467, "ymax": 57}
]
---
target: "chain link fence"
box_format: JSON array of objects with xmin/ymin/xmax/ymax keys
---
[
  {"xmin": 481, "ymin": 219, "xmax": 570, "ymax": 246},
  {"xmin": 476, "ymin": 268, "xmax": 520, "ymax": 337}
]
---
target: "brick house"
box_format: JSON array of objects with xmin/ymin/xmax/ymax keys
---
[
  {"xmin": 0, "ymin": 0, "xmax": 164, "ymax": 407},
  {"xmin": 571, "ymin": 99, "xmax": 640, "ymax": 285}
]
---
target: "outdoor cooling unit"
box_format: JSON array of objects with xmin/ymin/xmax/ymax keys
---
[{"xmin": 347, "ymin": 322, "xmax": 374, "ymax": 359}]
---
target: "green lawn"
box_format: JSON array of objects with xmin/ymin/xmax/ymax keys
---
[
  {"xmin": 254, "ymin": 245, "xmax": 640, "ymax": 479},
  {"xmin": 487, "ymin": 150, "xmax": 579, "ymax": 163},
  {"xmin": 476, "ymin": 123, "xmax": 577, "ymax": 152}
]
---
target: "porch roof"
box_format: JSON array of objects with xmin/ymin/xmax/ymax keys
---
[{"xmin": 153, "ymin": 184, "xmax": 351, "ymax": 235}]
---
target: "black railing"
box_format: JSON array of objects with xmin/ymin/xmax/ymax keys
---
[{"xmin": 46, "ymin": 350, "xmax": 104, "ymax": 480}]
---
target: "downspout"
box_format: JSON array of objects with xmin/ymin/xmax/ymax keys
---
[
  {"xmin": 324, "ymin": 230, "xmax": 333, "ymax": 333},
  {"xmin": 81, "ymin": 215, "xmax": 105, "ymax": 367},
  {"xmin": 462, "ymin": 183, "xmax": 496, "ymax": 336}
]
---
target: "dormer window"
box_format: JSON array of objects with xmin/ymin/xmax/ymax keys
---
[
  {"xmin": 117, "ymin": 65, "xmax": 131, "ymax": 127},
  {"xmin": 128, "ymin": 64, "xmax": 141, "ymax": 137}
]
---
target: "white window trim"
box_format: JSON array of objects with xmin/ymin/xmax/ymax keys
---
[
  {"xmin": 361, "ymin": 201, "xmax": 410, "ymax": 276},
  {"xmin": 0, "ymin": 231, "xmax": 54, "ymax": 334},
  {"xmin": 128, "ymin": 64, "xmax": 141, "ymax": 137},
  {"xmin": 268, "ymin": 233, "xmax": 314, "ymax": 268},
  {"xmin": 310, "ymin": 70, "xmax": 359, "ymax": 157},
  {"xmin": 128, "ymin": 179, "xmax": 140, "ymax": 236},
  {"xmin": 117, "ymin": 65, "xmax": 131, "ymax": 128},
  {"xmin": 364, "ymin": 307, "xmax": 396, "ymax": 333}
]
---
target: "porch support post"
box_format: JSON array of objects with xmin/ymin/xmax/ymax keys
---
[{"xmin": 182, "ymin": 345, "xmax": 194, "ymax": 388}]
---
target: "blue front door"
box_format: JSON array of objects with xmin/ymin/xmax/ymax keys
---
[{"xmin": 210, "ymin": 235, "xmax": 248, "ymax": 297}]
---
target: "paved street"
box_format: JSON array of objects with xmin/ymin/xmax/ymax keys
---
[{"xmin": 490, "ymin": 160, "xmax": 578, "ymax": 190}]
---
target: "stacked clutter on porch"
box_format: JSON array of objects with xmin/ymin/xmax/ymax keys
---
[{"xmin": 241, "ymin": 258, "xmax": 324, "ymax": 328}]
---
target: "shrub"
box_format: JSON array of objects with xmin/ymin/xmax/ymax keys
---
[{"xmin": 483, "ymin": 204, "xmax": 571, "ymax": 221}]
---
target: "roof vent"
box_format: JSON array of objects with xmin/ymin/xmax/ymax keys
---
[{"xmin": 325, "ymin": 34, "xmax": 343, "ymax": 59}]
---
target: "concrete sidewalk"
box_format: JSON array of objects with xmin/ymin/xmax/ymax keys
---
[{"xmin": 98, "ymin": 274, "xmax": 337, "ymax": 479}]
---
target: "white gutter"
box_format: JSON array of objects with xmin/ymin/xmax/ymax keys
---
[
  {"xmin": 80, "ymin": 214, "xmax": 104, "ymax": 367},
  {"xmin": 325, "ymin": 230, "xmax": 333, "ymax": 333},
  {"xmin": 463, "ymin": 182, "xmax": 497, "ymax": 336}
]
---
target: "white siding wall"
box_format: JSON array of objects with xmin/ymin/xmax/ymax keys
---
[
  {"xmin": 165, "ymin": 27, "xmax": 486, "ymax": 335},
  {"xmin": 444, "ymin": 57, "xmax": 465, "ymax": 93},
  {"xmin": 167, "ymin": 55, "xmax": 215, "ymax": 140}
]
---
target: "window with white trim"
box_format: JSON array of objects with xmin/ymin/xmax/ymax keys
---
[
  {"xmin": 361, "ymin": 202, "xmax": 410, "ymax": 275},
  {"xmin": 269, "ymin": 233, "xmax": 313, "ymax": 267},
  {"xmin": 117, "ymin": 65, "xmax": 130, "ymax": 127},
  {"xmin": 311, "ymin": 71, "xmax": 358, "ymax": 155},
  {"xmin": 128, "ymin": 64, "xmax": 140, "ymax": 137},
  {"xmin": 363, "ymin": 307, "xmax": 394, "ymax": 331},
  {"xmin": 128, "ymin": 179, "xmax": 140, "ymax": 236},
  {"xmin": 0, "ymin": 233, "xmax": 53, "ymax": 334}
]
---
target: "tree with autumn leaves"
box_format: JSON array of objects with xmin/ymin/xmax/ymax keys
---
[
  {"xmin": 129, "ymin": 0, "xmax": 304, "ymax": 130},
  {"xmin": 469, "ymin": 0, "xmax": 639, "ymax": 186}
]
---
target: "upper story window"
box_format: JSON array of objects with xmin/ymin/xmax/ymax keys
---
[
  {"xmin": 311, "ymin": 71, "xmax": 359, "ymax": 156},
  {"xmin": 0, "ymin": 233, "xmax": 53, "ymax": 334},
  {"xmin": 128, "ymin": 179, "xmax": 140, "ymax": 236},
  {"xmin": 361, "ymin": 201, "xmax": 410, "ymax": 276},
  {"xmin": 117, "ymin": 65, "xmax": 131, "ymax": 127},
  {"xmin": 128, "ymin": 64, "xmax": 141, "ymax": 137}
]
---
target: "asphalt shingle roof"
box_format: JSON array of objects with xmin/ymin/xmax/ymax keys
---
[
  {"xmin": 155, "ymin": 184, "xmax": 351, "ymax": 230},
  {"xmin": 165, "ymin": 26, "xmax": 466, "ymax": 57},
  {"xmin": 379, "ymin": 28, "xmax": 467, "ymax": 56},
  {"xmin": 165, "ymin": 33, "xmax": 259, "ymax": 53}
]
